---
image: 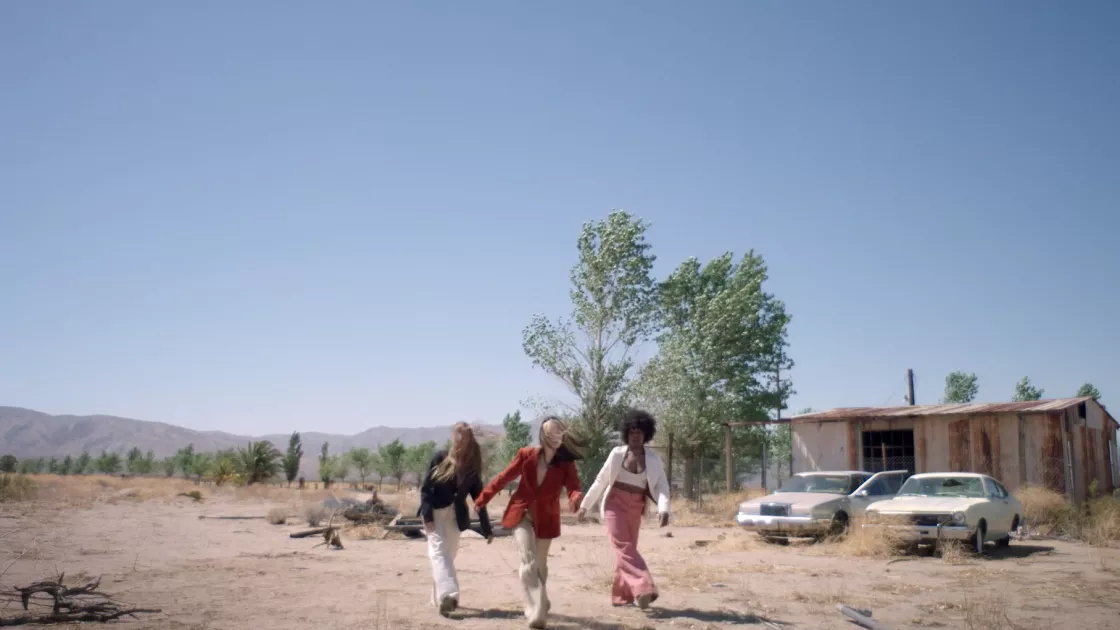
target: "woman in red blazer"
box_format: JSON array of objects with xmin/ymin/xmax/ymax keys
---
[{"xmin": 474, "ymin": 417, "xmax": 585, "ymax": 629}]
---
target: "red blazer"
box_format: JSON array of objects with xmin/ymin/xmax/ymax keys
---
[{"xmin": 475, "ymin": 447, "xmax": 583, "ymax": 539}]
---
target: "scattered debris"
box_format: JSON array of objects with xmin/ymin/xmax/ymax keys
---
[
  {"xmin": 326, "ymin": 494, "xmax": 400, "ymax": 525},
  {"xmin": 836, "ymin": 603, "xmax": 891, "ymax": 630},
  {"xmin": 310, "ymin": 512, "xmax": 343, "ymax": 550},
  {"xmin": 0, "ymin": 573, "xmax": 161, "ymax": 626},
  {"xmin": 382, "ymin": 515, "xmax": 508, "ymax": 539},
  {"xmin": 177, "ymin": 491, "xmax": 202, "ymax": 502},
  {"xmin": 197, "ymin": 515, "xmax": 264, "ymax": 520}
]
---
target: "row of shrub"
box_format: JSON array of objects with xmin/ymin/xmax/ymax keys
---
[
  {"xmin": 1018, "ymin": 485, "xmax": 1120, "ymax": 546},
  {"xmin": 0, "ymin": 473, "xmax": 37, "ymax": 502}
]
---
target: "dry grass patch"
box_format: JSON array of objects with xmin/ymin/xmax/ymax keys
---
[
  {"xmin": 810, "ymin": 515, "xmax": 910, "ymax": 558},
  {"xmin": 938, "ymin": 540, "xmax": 975, "ymax": 565},
  {"xmin": 960, "ymin": 592, "xmax": 1020, "ymax": 630},
  {"xmin": 266, "ymin": 507, "xmax": 288, "ymax": 525},
  {"xmin": 0, "ymin": 474, "xmax": 36, "ymax": 502},
  {"xmin": 304, "ymin": 502, "xmax": 329, "ymax": 526},
  {"xmin": 670, "ymin": 490, "xmax": 766, "ymax": 528}
]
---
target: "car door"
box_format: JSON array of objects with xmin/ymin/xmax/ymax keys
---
[
  {"xmin": 986, "ymin": 479, "xmax": 1015, "ymax": 535},
  {"xmin": 850, "ymin": 470, "xmax": 909, "ymax": 516}
]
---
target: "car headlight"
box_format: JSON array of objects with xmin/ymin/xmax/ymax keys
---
[{"xmin": 951, "ymin": 511, "xmax": 966, "ymax": 524}]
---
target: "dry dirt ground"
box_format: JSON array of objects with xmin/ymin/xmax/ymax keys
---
[{"xmin": 2, "ymin": 479, "xmax": 1119, "ymax": 630}]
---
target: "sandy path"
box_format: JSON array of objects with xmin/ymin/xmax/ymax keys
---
[{"xmin": 3, "ymin": 492, "xmax": 1119, "ymax": 629}]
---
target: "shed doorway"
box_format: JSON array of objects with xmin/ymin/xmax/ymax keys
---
[{"xmin": 861, "ymin": 429, "xmax": 916, "ymax": 473}]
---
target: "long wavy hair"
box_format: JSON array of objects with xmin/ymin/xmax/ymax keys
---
[
  {"xmin": 539, "ymin": 416, "xmax": 587, "ymax": 464},
  {"xmin": 432, "ymin": 422, "xmax": 482, "ymax": 485}
]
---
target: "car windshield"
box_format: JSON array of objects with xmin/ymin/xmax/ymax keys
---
[
  {"xmin": 897, "ymin": 476, "xmax": 986, "ymax": 498},
  {"xmin": 779, "ymin": 475, "xmax": 855, "ymax": 494}
]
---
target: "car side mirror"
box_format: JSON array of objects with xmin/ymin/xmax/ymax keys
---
[{"xmin": 855, "ymin": 490, "xmax": 869, "ymax": 497}]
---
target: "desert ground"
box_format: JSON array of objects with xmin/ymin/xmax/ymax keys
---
[{"xmin": 2, "ymin": 476, "xmax": 1119, "ymax": 630}]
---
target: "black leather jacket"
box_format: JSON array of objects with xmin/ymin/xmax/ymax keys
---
[{"xmin": 417, "ymin": 450, "xmax": 493, "ymax": 539}]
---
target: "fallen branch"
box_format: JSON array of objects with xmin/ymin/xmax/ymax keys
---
[
  {"xmin": 197, "ymin": 515, "xmax": 264, "ymax": 520},
  {"xmin": 289, "ymin": 527, "xmax": 334, "ymax": 539},
  {"xmin": 835, "ymin": 603, "xmax": 891, "ymax": 630},
  {"xmin": 0, "ymin": 573, "xmax": 161, "ymax": 626}
]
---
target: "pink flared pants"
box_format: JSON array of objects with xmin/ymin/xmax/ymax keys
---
[{"xmin": 603, "ymin": 489, "xmax": 658, "ymax": 606}]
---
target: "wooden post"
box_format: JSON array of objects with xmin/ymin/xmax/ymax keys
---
[
  {"xmin": 666, "ymin": 431, "xmax": 674, "ymax": 497},
  {"xmin": 907, "ymin": 369, "xmax": 916, "ymax": 405},
  {"xmin": 761, "ymin": 439, "xmax": 768, "ymax": 491},
  {"xmin": 724, "ymin": 423, "xmax": 733, "ymax": 493}
]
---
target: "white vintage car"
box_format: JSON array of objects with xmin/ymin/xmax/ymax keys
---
[
  {"xmin": 735, "ymin": 470, "xmax": 909, "ymax": 541},
  {"xmin": 863, "ymin": 472, "xmax": 1023, "ymax": 554}
]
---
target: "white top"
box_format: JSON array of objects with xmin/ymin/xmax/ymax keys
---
[
  {"xmin": 582, "ymin": 445, "xmax": 671, "ymax": 520},
  {"xmin": 615, "ymin": 465, "xmax": 647, "ymax": 487}
]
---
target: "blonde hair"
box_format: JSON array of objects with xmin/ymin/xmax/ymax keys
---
[
  {"xmin": 432, "ymin": 422, "xmax": 482, "ymax": 484},
  {"xmin": 539, "ymin": 416, "xmax": 587, "ymax": 463}
]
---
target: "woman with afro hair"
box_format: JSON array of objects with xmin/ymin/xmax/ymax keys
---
[{"xmin": 578, "ymin": 408, "xmax": 671, "ymax": 609}]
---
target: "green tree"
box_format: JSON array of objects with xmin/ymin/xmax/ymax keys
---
[
  {"xmin": 943, "ymin": 372, "xmax": 979, "ymax": 404},
  {"xmin": 346, "ymin": 447, "xmax": 376, "ymax": 485},
  {"xmin": 60, "ymin": 455, "xmax": 73, "ymax": 475},
  {"xmin": 378, "ymin": 439, "xmax": 408, "ymax": 491},
  {"xmin": 319, "ymin": 442, "xmax": 335, "ymax": 487},
  {"xmin": 211, "ymin": 450, "xmax": 240, "ymax": 486},
  {"xmin": 126, "ymin": 447, "xmax": 144, "ymax": 474},
  {"xmin": 186, "ymin": 452, "xmax": 212, "ymax": 484},
  {"xmin": 635, "ymin": 251, "xmax": 792, "ymax": 498},
  {"xmin": 1077, "ymin": 383, "xmax": 1102, "ymax": 401},
  {"xmin": 95, "ymin": 451, "xmax": 122, "ymax": 474},
  {"xmin": 1012, "ymin": 376, "xmax": 1044, "ymax": 402},
  {"xmin": 407, "ymin": 441, "xmax": 438, "ymax": 487},
  {"xmin": 501, "ymin": 411, "xmax": 532, "ymax": 463},
  {"xmin": 522, "ymin": 210, "xmax": 659, "ymax": 476},
  {"xmin": 238, "ymin": 441, "xmax": 282, "ymax": 485},
  {"xmin": 282, "ymin": 432, "xmax": 303, "ymax": 487},
  {"xmin": 18, "ymin": 458, "xmax": 41, "ymax": 474},
  {"xmin": 47, "ymin": 457, "xmax": 60, "ymax": 474},
  {"xmin": 159, "ymin": 456, "xmax": 177, "ymax": 477},
  {"xmin": 175, "ymin": 444, "xmax": 196, "ymax": 479},
  {"xmin": 0, "ymin": 455, "xmax": 17, "ymax": 473},
  {"xmin": 74, "ymin": 451, "xmax": 91, "ymax": 475},
  {"xmin": 74, "ymin": 448, "xmax": 90, "ymax": 473},
  {"xmin": 137, "ymin": 450, "xmax": 156, "ymax": 475}
]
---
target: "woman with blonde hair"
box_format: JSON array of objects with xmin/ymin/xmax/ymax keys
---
[
  {"xmin": 474, "ymin": 416, "xmax": 586, "ymax": 629},
  {"xmin": 418, "ymin": 422, "xmax": 494, "ymax": 617}
]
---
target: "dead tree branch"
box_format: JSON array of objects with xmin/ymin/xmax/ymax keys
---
[{"xmin": 0, "ymin": 574, "xmax": 160, "ymax": 626}]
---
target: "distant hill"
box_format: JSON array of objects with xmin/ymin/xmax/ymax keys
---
[{"xmin": 0, "ymin": 406, "xmax": 507, "ymax": 479}]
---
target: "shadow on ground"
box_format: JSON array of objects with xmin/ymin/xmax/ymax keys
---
[
  {"xmin": 456, "ymin": 606, "xmax": 785, "ymax": 628},
  {"xmin": 985, "ymin": 543, "xmax": 1057, "ymax": 560}
]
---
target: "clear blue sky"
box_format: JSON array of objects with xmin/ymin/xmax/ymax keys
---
[{"xmin": 2, "ymin": 1, "xmax": 1117, "ymax": 436}]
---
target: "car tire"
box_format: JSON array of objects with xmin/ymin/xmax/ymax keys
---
[
  {"xmin": 828, "ymin": 512, "xmax": 850, "ymax": 538},
  {"xmin": 997, "ymin": 516, "xmax": 1019, "ymax": 548},
  {"xmin": 971, "ymin": 521, "xmax": 986, "ymax": 555}
]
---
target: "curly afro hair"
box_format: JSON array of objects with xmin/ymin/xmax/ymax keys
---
[{"xmin": 620, "ymin": 408, "xmax": 657, "ymax": 444}]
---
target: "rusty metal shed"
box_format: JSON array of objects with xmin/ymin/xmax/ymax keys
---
[{"xmin": 789, "ymin": 397, "xmax": 1119, "ymax": 503}]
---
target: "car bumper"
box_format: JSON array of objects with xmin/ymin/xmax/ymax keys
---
[
  {"xmin": 735, "ymin": 513, "xmax": 834, "ymax": 536},
  {"xmin": 861, "ymin": 523, "xmax": 973, "ymax": 542}
]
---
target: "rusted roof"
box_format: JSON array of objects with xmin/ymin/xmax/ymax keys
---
[{"xmin": 791, "ymin": 397, "xmax": 1105, "ymax": 423}]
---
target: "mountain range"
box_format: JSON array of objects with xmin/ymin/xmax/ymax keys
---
[{"xmin": 0, "ymin": 406, "xmax": 508, "ymax": 478}]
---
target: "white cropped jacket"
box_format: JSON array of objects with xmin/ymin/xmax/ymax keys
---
[{"xmin": 582, "ymin": 445, "xmax": 671, "ymax": 520}]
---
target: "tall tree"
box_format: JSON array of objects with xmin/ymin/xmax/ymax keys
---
[
  {"xmin": 379, "ymin": 439, "xmax": 408, "ymax": 491},
  {"xmin": 500, "ymin": 411, "xmax": 532, "ymax": 463},
  {"xmin": 159, "ymin": 456, "xmax": 177, "ymax": 477},
  {"xmin": 74, "ymin": 452, "xmax": 91, "ymax": 475},
  {"xmin": 175, "ymin": 444, "xmax": 196, "ymax": 479},
  {"xmin": 186, "ymin": 452, "xmax": 212, "ymax": 484},
  {"xmin": 95, "ymin": 451, "xmax": 121, "ymax": 474},
  {"xmin": 943, "ymin": 372, "xmax": 979, "ymax": 404},
  {"xmin": 318, "ymin": 442, "xmax": 335, "ymax": 487},
  {"xmin": 239, "ymin": 441, "xmax": 282, "ymax": 485},
  {"xmin": 407, "ymin": 441, "xmax": 438, "ymax": 487},
  {"xmin": 634, "ymin": 251, "xmax": 793, "ymax": 498},
  {"xmin": 1012, "ymin": 376, "xmax": 1044, "ymax": 402},
  {"xmin": 60, "ymin": 455, "xmax": 73, "ymax": 475},
  {"xmin": 126, "ymin": 447, "xmax": 144, "ymax": 474},
  {"xmin": 210, "ymin": 450, "xmax": 240, "ymax": 486},
  {"xmin": 522, "ymin": 210, "xmax": 659, "ymax": 477},
  {"xmin": 1077, "ymin": 383, "xmax": 1102, "ymax": 401},
  {"xmin": 283, "ymin": 432, "xmax": 303, "ymax": 486},
  {"xmin": 347, "ymin": 447, "xmax": 376, "ymax": 486},
  {"xmin": 0, "ymin": 455, "xmax": 17, "ymax": 473}
]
